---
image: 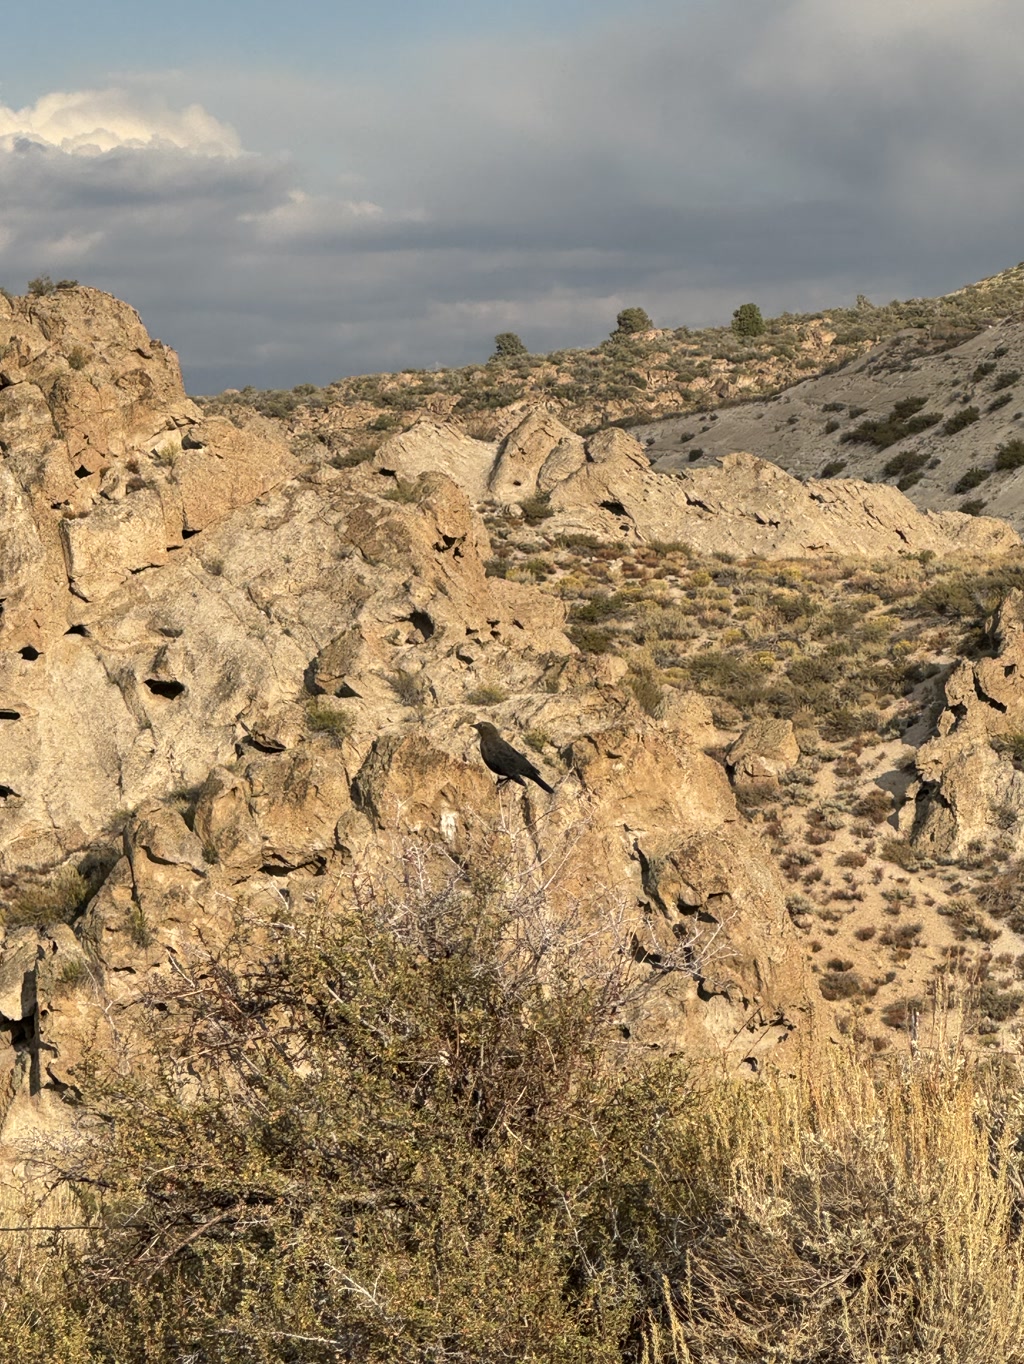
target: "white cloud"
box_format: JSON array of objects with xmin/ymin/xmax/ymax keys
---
[{"xmin": 0, "ymin": 88, "xmax": 240, "ymax": 156}]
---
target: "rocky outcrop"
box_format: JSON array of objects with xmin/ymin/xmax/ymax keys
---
[
  {"xmin": 547, "ymin": 447, "xmax": 1019, "ymax": 558},
  {"xmin": 0, "ymin": 292, "xmax": 822, "ymax": 1170},
  {"xmin": 372, "ymin": 408, "xmax": 1020, "ymax": 560},
  {"xmin": 0, "ymin": 286, "xmax": 297, "ymax": 650},
  {"xmin": 912, "ymin": 590, "xmax": 1024, "ymax": 858}
]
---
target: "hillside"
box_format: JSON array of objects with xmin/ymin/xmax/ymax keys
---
[
  {"xmin": 199, "ymin": 260, "xmax": 1024, "ymax": 464},
  {"xmin": 6, "ymin": 284, "xmax": 1024, "ymax": 1358},
  {"xmin": 644, "ymin": 313, "xmax": 1024, "ymax": 529}
]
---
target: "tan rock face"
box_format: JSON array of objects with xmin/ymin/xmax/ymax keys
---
[
  {"xmin": 913, "ymin": 590, "xmax": 1024, "ymax": 857},
  {"xmin": 0, "ymin": 287, "xmax": 297, "ymax": 646}
]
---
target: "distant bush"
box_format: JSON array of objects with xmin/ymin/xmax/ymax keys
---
[
  {"xmin": 492, "ymin": 331, "xmax": 527, "ymax": 360},
  {"xmin": 841, "ymin": 397, "xmax": 941, "ymax": 449},
  {"xmin": 993, "ymin": 370, "xmax": 1021, "ymax": 391},
  {"xmin": 614, "ymin": 306, "xmax": 653, "ymax": 335},
  {"xmin": 972, "ymin": 361, "xmax": 997, "ymax": 381},
  {"xmin": 960, "ymin": 498, "xmax": 987, "ymax": 515},
  {"xmin": 731, "ymin": 302, "xmax": 765, "ymax": 337},
  {"xmin": 954, "ymin": 466, "xmax": 991, "ymax": 493},
  {"xmin": 26, "ymin": 274, "xmax": 55, "ymax": 296},
  {"xmin": 823, "ymin": 419, "xmax": 841, "ymax": 434},
  {"xmin": 995, "ymin": 438, "xmax": 1024, "ymax": 470},
  {"xmin": 989, "ymin": 392, "xmax": 1014, "ymax": 412},
  {"xmin": 819, "ymin": 459, "xmax": 847, "ymax": 478},
  {"xmin": 943, "ymin": 405, "xmax": 980, "ymax": 435}
]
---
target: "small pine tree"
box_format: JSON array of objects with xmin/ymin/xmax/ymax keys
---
[
  {"xmin": 614, "ymin": 307, "xmax": 653, "ymax": 335},
  {"xmin": 731, "ymin": 303, "xmax": 765, "ymax": 337},
  {"xmin": 492, "ymin": 332, "xmax": 527, "ymax": 360}
]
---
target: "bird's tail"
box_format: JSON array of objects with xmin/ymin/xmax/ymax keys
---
[{"xmin": 533, "ymin": 775, "xmax": 555, "ymax": 795}]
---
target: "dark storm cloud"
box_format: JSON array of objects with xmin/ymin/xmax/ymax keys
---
[{"xmin": 4, "ymin": 1, "xmax": 1024, "ymax": 390}]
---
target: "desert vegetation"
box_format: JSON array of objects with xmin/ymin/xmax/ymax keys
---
[
  {"xmin": 5, "ymin": 843, "xmax": 1024, "ymax": 1362},
  {"xmin": 196, "ymin": 262, "xmax": 1024, "ymax": 465}
]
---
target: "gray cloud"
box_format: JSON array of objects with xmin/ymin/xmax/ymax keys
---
[{"xmin": 4, "ymin": 2, "xmax": 1024, "ymax": 392}]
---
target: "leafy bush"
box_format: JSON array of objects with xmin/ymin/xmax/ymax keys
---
[
  {"xmin": 492, "ymin": 331, "xmax": 527, "ymax": 359},
  {"xmin": 840, "ymin": 398, "xmax": 941, "ymax": 449},
  {"xmin": 960, "ymin": 498, "xmax": 988, "ymax": 515},
  {"xmin": 943, "ymin": 405, "xmax": 980, "ymax": 435},
  {"xmin": 954, "ymin": 466, "xmax": 991, "ymax": 493},
  {"xmin": 731, "ymin": 302, "xmax": 765, "ymax": 337},
  {"xmin": 304, "ymin": 699, "xmax": 353, "ymax": 741},
  {"xmin": 26, "ymin": 274, "xmax": 56, "ymax": 296},
  {"xmin": 819, "ymin": 459, "xmax": 847, "ymax": 477},
  {"xmin": 614, "ymin": 306, "xmax": 653, "ymax": 335},
  {"xmin": 995, "ymin": 438, "xmax": 1024, "ymax": 470},
  {"xmin": 993, "ymin": 369, "xmax": 1021, "ymax": 391},
  {"xmin": 972, "ymin": 361, "xmax": 997, "ymax": 381},
  {"xmin": 823, "ymin": 419, "xmax": 841, "ymax": 434}
]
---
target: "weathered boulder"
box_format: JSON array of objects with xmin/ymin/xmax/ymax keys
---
[
  {"xmin": 913, "ymin": 591, "xmax": 1024, "ymax": 857},
  {"xmin": 727, "ymin": 719, "xmax": 801, "ymax": 789},
  {"xmin": 373, "ymin": 419, "xmax": 496, "ymax": 502},
  {"xmin": 488, "ymin": 409, "xmax": 581, "ymax": 504}
]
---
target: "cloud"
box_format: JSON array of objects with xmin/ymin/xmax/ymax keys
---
[
  {"xmin": 4, "ymin": 3, "xmax": 1024, "ymax": 392},
  {"xmin": 0, "ymin": 88, "xmax": 240, "ymax": 155}
]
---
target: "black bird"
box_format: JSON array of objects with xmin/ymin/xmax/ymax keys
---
[{"xmin": 471, "ymin": 721, "xmax": 555, "ymax": 794}]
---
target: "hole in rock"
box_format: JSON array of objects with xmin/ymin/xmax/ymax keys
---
[
  {"xmin": 6, "ymin": 1018, "xmax": 33, "ymax": 1051},
  {"xmin": 65, "ymin": 624, "xmax": 89, "ymax": 636},
  {"xmin": 0, "ymin": 785, "xmax": 20, "ymax": 799},
  {"xmin": 144, "ymin": 679, "xmax": 185, "ymax": 699},
  {"xmin": 408, "ymin": 610, "xmax": 435, "ymax": 641},
  {"xmin": 157, "ymin": 626, "xmax": 183, "ymax": 638},
  {"xmin": 74, "ymin": 465, "xmax": 90, "ymax": 479},
  {"xmin": 335, "ymin": 683, "xmax": 360, "ymax": 699},
  {"xmin": 18, "ymin": 646, "xmax": 40, "ymax": 661},
  {"xmin": 182, "ymin": 527, "xmax": 200, "ymax": 539},
  {"xmin": 0, "ymin": 710, "xmax": 21, "ymax": 721},
  {"xmin": 600, "ymin": 500, "xmax": 628, "ymax": 517}
]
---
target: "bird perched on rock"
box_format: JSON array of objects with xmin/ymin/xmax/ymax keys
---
[{"xmin": 471, "ymin": 721, "xmax": 555, "ymax": 794}]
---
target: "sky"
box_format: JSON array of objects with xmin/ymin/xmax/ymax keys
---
[{"xmin": 3, "ymin": 0, "xmax": 1024, "ymax": 393}]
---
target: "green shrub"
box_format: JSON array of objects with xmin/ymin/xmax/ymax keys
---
[
  {"xmin": 972, "ymin": 361, "xmax": 997, "ymax": 381},
  {"xmin": 519, "ymin": 492, "xmax": 554, "ymax": 525},
  {"xmin": 823, "ymin": 419, "xmax": 841, "ymax": 435},
  {"xmin": 3, "ymin": 865, "xmax": 91, "ymax": 929},
  {"xmin": 492, "ymin": 331, "xmax": 527, "ymax": 359},
  {"xmin": 960, "ymin": 498, "xmax": 987, "ymax": 515},
  {"xmin": 840, "ymin": 399, "xmax": 941, "ymax": 449},
  {"xmin": 26, "ymin": 274, "xmax": 55, "ymax": 296},
  {"xmin": 731, "ymin": 303, "xmax": 765, "ymax": 337},
  {"xmin": 995, "ymin": 438, "xmax": 1024, "ymax": 470},
  {"xmin": 993, "ymin": 369, "xmax": 1021, "ymax": 391},
  {"xmin": 465, "ymin": 683, "xmax": 507, "ymax": 705},
  {"xmin": 954, "ymin": 466, "xmax": 991, "ymax": 493},
  {"xmin": 613, "ymin": 306, "xmax": 653, "ymax": 335},
  {"xmin": 819, "ymin": 459, "xmax": 847, "ymax": 477},
  {"xmin": 305, "ymin": 699, "xmax": 353, "ymax": 741},
  {"xmin": 942, "ymin": 405, "xmax": 980, "ymax": 435}
]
